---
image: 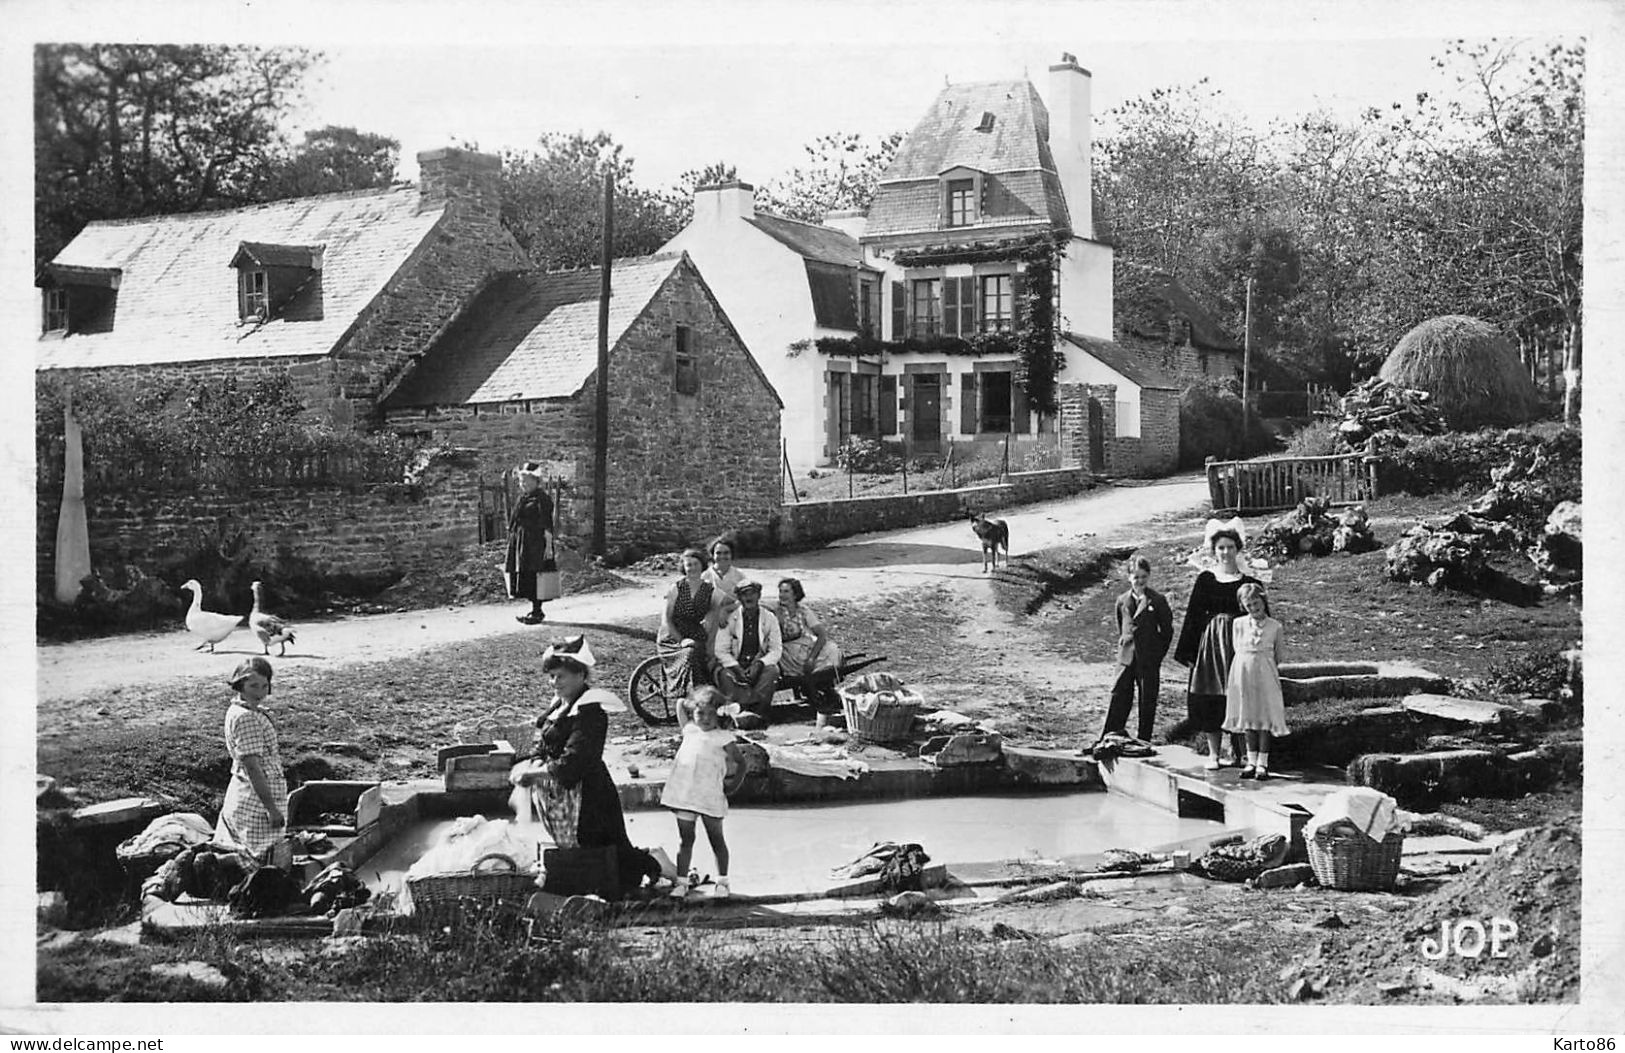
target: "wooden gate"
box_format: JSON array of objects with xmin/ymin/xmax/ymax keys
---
[
  {"xmin": 477, "ymin": 471, "xmax": 514, "ymax": 543},
  {"xmin": 1205, "ymin": 452, "xmax": 1379, "ymax": 515},
  {"xmin": 1086, "ymin": 398, "xmax": 1105, "ymax": 473}
]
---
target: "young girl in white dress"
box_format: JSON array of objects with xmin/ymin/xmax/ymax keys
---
[
  {"xmin": 1222, "ymin": 582, "xmax": 1289, "ymax": 780},
  {"xmin": 661, "ymin": 686, "xmax": 742, "ymax": 899}
]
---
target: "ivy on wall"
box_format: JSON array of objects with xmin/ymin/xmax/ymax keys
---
[{"xmin": 802, "ymin": 233, "xmax": 1069, "ymax": 414}]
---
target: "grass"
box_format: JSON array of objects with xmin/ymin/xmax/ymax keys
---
[{"xmin": 38, "ymin": 911, "xmax": 1305, "ymax": 1003}]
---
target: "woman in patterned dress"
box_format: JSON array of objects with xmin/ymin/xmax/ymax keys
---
[
  {"xmin": 1173, "ymin": 518, "xmax": 1262, "ymax": 771},
  {"xmin": 775, "ymin": 577, "xmax": 844, "ymax": 726},
  {"xmin": 213, "ymin": 657, "xmax": 289, "ymax": 860},
  {"xmin": 658, "ymin": 548, "xmax": 734, "ymax": 688}
]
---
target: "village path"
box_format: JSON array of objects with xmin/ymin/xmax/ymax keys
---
[{"xmin": 35, "ymin": 474, "xmax": 1212, "ymax": 703}]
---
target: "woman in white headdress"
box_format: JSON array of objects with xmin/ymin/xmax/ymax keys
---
[{"xmin": 1172, "ymin": 518, "xmax": 1262, "ymax": 771}]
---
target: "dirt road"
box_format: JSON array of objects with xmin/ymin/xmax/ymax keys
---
[{"xmin": 36, "ymin": 475, "xmax": 1211, "ymax": 702}]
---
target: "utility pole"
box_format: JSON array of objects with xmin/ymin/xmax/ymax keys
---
[
  {"xmin": 1241, "ymin": 276, "xmax": 1253, "ymax": 449},
  {"xmin": 593, "ymin": 172, "xmax": 613, "ymax": 557}
]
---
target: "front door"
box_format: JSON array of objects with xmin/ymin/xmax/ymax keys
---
[
  {"xmin": 911, "ymin": 374, "xmax": 941, "ymax": 452},
  {"xmin": 1087, "ymin": 397, "xmax": 1106, "ymax": 472}
]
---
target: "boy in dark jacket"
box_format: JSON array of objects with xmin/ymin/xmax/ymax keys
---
[{"xmin": 1102, "ymin": 556, "xmax": 1174, "ymax": 742}]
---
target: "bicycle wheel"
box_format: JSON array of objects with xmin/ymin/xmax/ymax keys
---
[{"xmin": 628, "ymin": 655, "xmax": 681, "ymax": 726}]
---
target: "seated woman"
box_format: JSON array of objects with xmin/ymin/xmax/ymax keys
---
[
  {"xmin": 701, "ymin": 535, "xmax": 747, "ymax": 600},
  {"xmin": 775, "ymin": 577, "xmax": 844, "ymax": 727},
  {"xmin": 512, "ymin": 635, "xmax": 658, "ymax": 895},
  {"xmin": 657, "ymin": 547, "xmax": 734, "ymax": 689}
]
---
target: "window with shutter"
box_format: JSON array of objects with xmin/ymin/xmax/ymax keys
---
[
  {"xmin": 960, "ymin": 372, "xmax": 977, "ymax": 434},
  {"xmin": 1012, "ymin": 375, "xmax": 1030, "ymax": 434},
  {"xmin": 879, "ymin": 375, "xmax": 898, "ymax": 434},
  {"xmin": 956, "ymin": 276, "xmax": 975, "ymax": 336},
  {"xmin": 890, "ymin": 281, "xmax": 905, "ymax": 341},
  {"xmin": 1011, "ymin": 272, "xmax": 1025, "ymax": 331},
  {"xmin": 943, "ymin": 278, "xmax": 958, "ymax": 338}
]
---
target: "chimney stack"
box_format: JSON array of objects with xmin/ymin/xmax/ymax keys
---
[
  {"xmin": 1047, "ymin": 53, "xmax": 1093, "ymax": 240},
  {"xmin": 416, "ymin": 147, "xmax": 503, "ymax": 225},
  {"xmin": 822, "ymin": 208, "xmax": 868, "ymax": 243},
  {"xmin": 693, "ymin": 179, "xmax": 756, "ymax": 225}
]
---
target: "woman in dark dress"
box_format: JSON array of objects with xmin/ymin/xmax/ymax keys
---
[
  {"xmin": 1174, "ymin": 518, "xmax": 1261, "ymax": 771},
  {"xmin": 505, "ymin": 463, "xmax": 556, "ymax": 625},
  {"xmin": 515, "ymin": 636, "xmax": 655, "ymax": 893},
  {"xmin": 657, "ymin": 547, "xmax": 734, "ymax": 689}
]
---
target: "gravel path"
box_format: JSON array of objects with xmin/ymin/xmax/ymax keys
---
[{"xmin": 35, "ymin": 475, "xmax": 1212, "ymax": 702}]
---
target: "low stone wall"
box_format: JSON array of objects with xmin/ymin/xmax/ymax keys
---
[
  {"xmin": 37, "ymin": 449, "xmax": 483, "ymax": 596},
  {"xmin": 775, "ymin": 468, "xmax": 1095, "ymax": 549}
]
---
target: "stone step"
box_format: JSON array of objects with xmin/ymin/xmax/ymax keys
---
[{"xmin": 1401, "ymin": 693, "xmax": 1516, "ymax": 725}]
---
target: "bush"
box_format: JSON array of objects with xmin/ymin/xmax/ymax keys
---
[
  {"xmin": 834, "ymin": 437, "xmax": 903, "ymax": 474},
  {"xmin": 1178, "ymin": 382, "xmax": 1278, "ymax": 468},
  {"xmin": 1378, "ymin": 425, "xmax": 1579, "ymax": 497},
  {"xmin": 1281, "ymin": 420, "xmax": 1343, "ymax": 458}
]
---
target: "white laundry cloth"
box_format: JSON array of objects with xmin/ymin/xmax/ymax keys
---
[
  {"xmin": 766, "ymin": 744, "xmax": 870, "ymax": 780},
  {"xmin": 1307, "ymin": 787, "xmax": 1400, "ymax": 841}
]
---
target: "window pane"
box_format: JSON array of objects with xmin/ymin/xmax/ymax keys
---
[
  {"xmin": 910, "ymin": 279, "xmax": 941, "ymax": 337},
  {"xmin": 946, "ymin": 179, "xmax": 975, "ymax": 227},
  {"xmin": 981, "ymin": 371, "xmax": 1013, "ymax": 433},
  {"xmin": 981, "ymin": 275, "xmax": 1012, "ymax": 332}
]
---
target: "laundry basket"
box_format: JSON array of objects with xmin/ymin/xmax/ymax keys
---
[
  {"xmin": 405, "ymin": 853, "xmax": 539, "ymax": 916},
  {"xmin": 1307, "ymin": 829, "xmax": 1404, "ymax": 891},
  {"xmin": 453, "ymin": 707, "xmax": 538, "ymax": 755},
  {"xmin": 838, "ymin": 686, "xmax": 924, "ymax": 744}
]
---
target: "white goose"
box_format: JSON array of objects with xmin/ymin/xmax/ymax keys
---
[
  {"xmin": 249, "ymin": 580, "xmax": 297, "ymax": 657},
  {"xmin": 180, "ymin": 579, "xmax": 245, "ymax": 652}
]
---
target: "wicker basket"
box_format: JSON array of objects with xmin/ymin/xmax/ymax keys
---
[
  {"xmin": 1307, "ymin": 829, "xmax": 1405, "ymax": 891},
  {"xmin": 839, "ymin": 686, "xmax": 923, "ymax": 744},
  {"xmin": 406, "ymin": 852, "xmax": 538, "ymax": 914},
  {"xmin": 454, "ymin": 707, "xmax": 538, "ymax": 755}
]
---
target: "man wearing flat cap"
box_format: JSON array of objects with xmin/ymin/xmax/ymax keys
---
[{"xmin": 713, "ymin": 576, "xmax": 782, "ymax": 729}]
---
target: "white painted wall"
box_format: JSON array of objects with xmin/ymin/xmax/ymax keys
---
[
  {"xmin": 1060, "ymin": 351, "xmax": 1142, "ymax": 438},
  {"xmin": 1057, "ymin": 236, "xmax": 1113, "ymax": 340},
  {"xmin": 663, "ymin": 206, "xmax": 831, "ymax": 471}
]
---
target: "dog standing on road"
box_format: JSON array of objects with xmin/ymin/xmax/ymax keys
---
[{"xmin": 970, "ymin": 512, "xmax": 1010, "ymax": 573}]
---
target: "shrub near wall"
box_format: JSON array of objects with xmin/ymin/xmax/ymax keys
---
[{"xmin": 1378, "ymin": 426, "xmax": 1578, "ymax": 497}]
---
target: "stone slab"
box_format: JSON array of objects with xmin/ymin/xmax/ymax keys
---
[
  {"xmin": 1003, "ymin": 746, "xmax": 1099, "ymax": 786},
  {"xmin": 70, "ymin": 797, "xmax": 167, "ymax": 828},
  {"xmin": 1401, "ymin": 693, "xmax": 1514, "ymax": 725}
]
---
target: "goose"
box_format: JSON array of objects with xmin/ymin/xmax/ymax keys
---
[
  {"xmin": 249, "ymin": 580, "xmax": 297, "ymax": 657},
  {"xmin": 180, "ymin": 579, "xmax": 245, "ymax": 652}
]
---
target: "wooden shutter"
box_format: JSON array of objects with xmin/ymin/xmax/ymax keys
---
[
  {"xmin": 960, "ymin": 371, "xmax": 977, "ymax": 434},
  {"xmin": 942, "ymin": 278, "xmax": 959, "ymax": 338},
  {"xmin": 890, "ymin": 281, "xmax": 906, "ymax": 341},
  {"xmin": 959, "ymin": 277, "xmax": 976, "ymax": 335},
  {"xmin": 1012, "ymin": 272, "xmax": 1025, "ymax": 331},
  {"xmin": 1012, "ymin": 374, "xmax": 1030, "ymax": 434},
  {"xmin": 879, "ymin": 375, "xmax": 897, "ymax": 434}
]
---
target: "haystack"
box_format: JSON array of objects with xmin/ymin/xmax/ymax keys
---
[{"xmin": 1380, "ymin": 316, "xmax": 1542, "ymax": 430}]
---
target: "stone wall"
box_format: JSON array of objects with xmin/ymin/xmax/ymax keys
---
[
  {"xmin": 384, "ymin": 261, "xmax": 783, "ymax": 556},
  {"xmin": 1118, "ymin": 332, "xmax": 1242, "ymax": 388},
  {"xmin": 37, "ymin": 449, "xmax": 483, "ymax": 596},
  {"xmin": 776, "ymin": 468, "xmax": 1095, "ymax": 549},
  {"xmin": 1061, "ymin": 381, "xmax": 1179, "ymax": 479}
]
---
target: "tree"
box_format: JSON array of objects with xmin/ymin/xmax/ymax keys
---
[
  {"xmin": 498, "ymin": 132, "xmax": 684, "ymax": 270},
  {"xmin": 258, "ymin": 125, "xmax": 399, "ymax": 200},
  {"xmin": 34, "ymin": 44, "xmax": 320, "ymax": 265},
  {"xmin": 759, "ymin": 131, "xmax": 903, "ymax": 222}
]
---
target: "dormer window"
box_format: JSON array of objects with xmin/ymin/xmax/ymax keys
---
[
  {"xmin": 976, "ymin": 111, "xmax": 996, "ymax": 132},
  {"xmin": 44, "ymin": 288, "xmax": 68, "ymax": 333},
  {"xmin": 36, "ymin": 263, "xmax": 122, "ymax": 336},
  {"xmin": 946, "ymin": 179, "xmax": 976, "ymax": 227},
  {"xmin": 241, "ymin": 269, "xmax": 269, "ymax": 321},
  {"xmin": 229, "ymin": 241, "xmax": 325, "ymax": 323}
]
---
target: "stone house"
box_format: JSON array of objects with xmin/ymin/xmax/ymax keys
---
[
  {"xmin": 1115, "ymin": 263, "xmax": 1244, "ymax": 387},
  {"xmin": 35, "ymin": 148, "xmax": 526, "ymax": 429},
  {"xmin": 381, "ymin": 252, "xmax": 783, "ymax": 552},
  {"xmin": 36, "ymin": 147, "xmax": 781, "ymax": 568},
  {"xmin": 661, "ymin": 184, "xmax": 880, "ymax": 472},
  {"xmin": 662, "ymin": 53, "xmax": 1182, "ymax": 476}
]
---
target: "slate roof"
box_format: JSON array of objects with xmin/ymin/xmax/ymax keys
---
[
  {"xmin": 36, "ymin": 185, "xmax": 443, "ymax": 370},
  {"xmin": 384, "ymin": 253, "xmax": 780, "ymax": 409},
  {"xmin": 866, "ymin": 80, "xmax": 1071, "ymax": 239},
  {"xmin": 745, "ymin": 213, "xmax": 869, "ymax": 269},
  {"xmin": 1063, "ymin": 332, "xmax": 1181, "ymax": 391}
]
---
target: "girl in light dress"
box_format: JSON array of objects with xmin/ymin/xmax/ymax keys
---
[
  {"xmin": 1221, "ymin": 582, "xmax": 1289, "ymax": 780},
  {"xmin": 661, "ymin": 686, "xmax": 743, "ymax": 900}
]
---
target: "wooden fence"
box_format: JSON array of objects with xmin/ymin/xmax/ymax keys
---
[{"xmin": 1205, "ymin": 452, "xmax": 1379, "ymax": 515}]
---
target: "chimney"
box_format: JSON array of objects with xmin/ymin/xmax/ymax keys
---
[
  {"xmin": 1047, "ymin": 53, "xmax": 1093, "ymax": 239},
  {"xmin": 692, "ymin": 179, "xmax": 756, "ymax": 225},
  {"xmin": 416, "ymin": 147, "xmax": 503, "ymax": 225},
  {"xmin": 822, "ymin": 208, "xmax": 867, "ymax": 243}
]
